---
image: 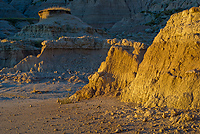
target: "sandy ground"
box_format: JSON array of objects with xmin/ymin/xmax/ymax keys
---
[
  {"xmin": 1, "ymin": 95, "xmax": 200, "ymax": 134},
  {"xmin": 0, "ymin": 73, "xmax": 200, "ymax": 134}
]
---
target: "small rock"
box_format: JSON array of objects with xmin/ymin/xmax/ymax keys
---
[
  {"xmin": 111, "ymin": 112, "xmax": 115, "ymax": 116},
  {"xmin": 54, "ymin": 128, "xmax": 58, "ymax": 131},
  {"xmin": 175, "ymin": 129, "xmax": 179, "ymax": 133},
  {"xmin": 170, "ymin": 109, "xmax": 178, "ymax": 117},
  {"xmin": 162, "ymin": 113, "xmax": 167, "ymax": 118},
  {"xmin": 144, "ymin": 110, "xmax": 152, "ymax": 117},
  {"xmin": 134, "ymin": 113, "xmax": 138, "ymax": 118},
  {"xmin": 181, "ymin": 125, "xmax": 186, "ymax": 129},
  {"xmin": 96, "ymin": 105, "xmax": 100, "ymax": 108},
  {"xmin": 159, "ymin": 128, "xmax": 164, "ymax": 132},
  {"xmin": 115, "ymin": 128, "xmax": 127, "ymax": 133},
  {"xmin": 143, "ymin": 118, "xmax": 147, "ymax": 122},
  {"xmin": 145, "ymin": 28, "xmax": 154, "ymax": 33},
  {"xmin": 117, "ymin": 124, "xmax": 121, "ymax": 127},
  {"xmin": 191, "ymin": 125, "xmax": 195, "ymax": 128}
]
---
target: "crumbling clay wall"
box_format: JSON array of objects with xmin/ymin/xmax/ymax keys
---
[
  {"xmin": 0, "ymin": 36, "xmax": 110, "ymax": 74},
  {"xmin": 70, "ymin": 45, "xmax": 147, "ymax": 101},
  {"xmin": 0, "ymin": 39, "xmax": 40, "ymax": 69}
]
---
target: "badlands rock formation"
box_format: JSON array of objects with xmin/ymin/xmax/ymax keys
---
[
  {"xmin": 1, "ymin": 0, "xmax": 200, "ymax": 43},
  {"xmin": 67, "ymin": 0, "xmax": 199, "ymax": 28},
  {"xmin": 21, "ymin": 0, "xmax": 199, "ymax": 28},
  {"xmin": 0, "ymin": 1, "xmax": 200, "ymax": 111},
  {"xmin": 0, "ymin": 20, "xmax": 17, "ymax": 39},
  {"xmin": 14, "ymin": 7, "xmax": 105, "ymax": 40},
  {"xmin": 72, "ymin": 7, "xmax": 200, "ymax": 109},
  {"xmin": 0, "ymin": 7, "xmax": 106, "ymax": 70},
  {"xmin": 67, "ymin": 0, "xmax": 200, "ymax": 44},
  {"xmin": 71, "ymin": 43, "xmax": 147, "ymax": 101},
  {"xmin": 1, "ymin": 36, "xmax": 144, "ymax": 74},
  {"xmin": 122, "ymin": 7, "xmax": 200, "ymax": 109},
  {"xmin": 10, "ymin": 0, "xmax": 32, "ymax": 13},
  {"xmin": 0, "ymin": 0, "xmax": 26, "ymax": 18},
  {"xmin": 0, "ymin": 39, "xmax": 40, "ymax": 69},
  {"xmin": 68, "ymin": 0, "xmax": 131, "ymax": 28}
]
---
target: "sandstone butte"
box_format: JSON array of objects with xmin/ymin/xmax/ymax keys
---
[{"xmin": 71, "ymin": 7, "xmax": 200, "ymax": 110}]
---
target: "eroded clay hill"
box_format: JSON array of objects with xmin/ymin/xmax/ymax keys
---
[
  {"xmin": 122, "ymin": 7, "xmax": 200, "ymax": 109},
  {"xmin": 72, "ymin": 7, "xmax": 200, "ymax": 109},
  {"xmin": 70, "ymin": 43, "xmax": 147, "ymax": 101}
]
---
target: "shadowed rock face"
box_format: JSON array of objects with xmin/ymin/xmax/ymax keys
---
[
  {"xmin": 0, "ymin": 39, "xmax": 40, "ymax": 69},
  {"xmin": 68, "ymin": 0, "xmax": 200, "ymax": 28},
  {"xmin": 0, "ymin": 0, "xmax": 26, "ymax": 18},
  {"xmin": 10, "ymin": 0, "xmax": 32, "ymax": 13},
  {"xmin": 0, "ymin": 20, "xmax": 17, "ymax": 39}
]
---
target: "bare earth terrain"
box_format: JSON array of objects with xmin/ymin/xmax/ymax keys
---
[{"xmin": 1, "ymin": 95, "xmax": 200, "ymax": 134}]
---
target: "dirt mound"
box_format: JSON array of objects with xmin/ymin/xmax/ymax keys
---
[{"xmin": 122, "ymin": 7, "xmax": 200, "ymax": 109}]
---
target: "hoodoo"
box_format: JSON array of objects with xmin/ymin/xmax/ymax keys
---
[{"xmin": 14, "ymin": 7, "xmax": 105, "ymax": 40}]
